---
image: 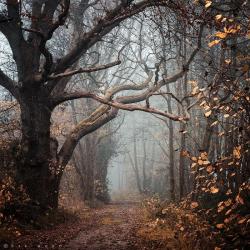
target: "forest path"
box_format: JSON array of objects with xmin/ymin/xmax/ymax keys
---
[{"xmin": 64, "ymin": 202, "xmax": 144, "ymax": 250}]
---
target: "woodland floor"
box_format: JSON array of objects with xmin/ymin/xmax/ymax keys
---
[
  {"xmin": 2, "ymin": 202, "xmax": 169, "ymax": 250},
  {"xmin": 64, "ymin": 202, "xmax": 144, "ymax": 250}
]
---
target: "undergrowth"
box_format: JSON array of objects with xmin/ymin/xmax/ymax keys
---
[{"xmin": 140, "ymin": 194, "xmax": 250, "ymax": 249}]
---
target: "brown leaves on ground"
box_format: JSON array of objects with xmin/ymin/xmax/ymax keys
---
[
  {"xmin": 0, "ymin": 206, "xmax": 92, "ymax": 250},
  {"xmin": 1, "ymin": 200, "xmax": 249, "ymax": 249},
  {"xmin": 1, "ymin": 202, "xmax": 148, "ymax": 250},
  {"xmin": 141, "ymin": 197, "xmax": 214, "ymax": 250}
]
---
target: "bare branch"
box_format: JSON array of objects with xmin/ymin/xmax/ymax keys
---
[
  {"xmin": 58, "ymin": 107, "xmax": 118, "ymax": 168},
  {"xmin": 52, "ymin": 91, "xmax": 189, "ymax": 121},
  {"xmin": 48, "ymin": 60, "xmax": 121, "ymax": 80},
  {"xmin": 0, "ymin": 69, "xmax": 19, "ymax": 99},
  {"xmin": 54, "ymin": 0, "xmax": 174, "ymax": 73}
]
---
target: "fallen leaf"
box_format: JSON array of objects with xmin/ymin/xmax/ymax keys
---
[
  {"xmin": 238, "ymin": 218, "xmax": 246, "ymax": 224},
  {"xmin": 216, "ymin": 223, "xmax": 224, "ymax": 229},
  {"xmin": 206, "ymin": 165, "xmax": 213, "ymax": 173},
  {"xmin": 210, "ymin": 186, "xmax": 219, "ymax": 194},
  {"xmin": 191, "ymin": 202, "xmax": 199, "ymax": 209}
]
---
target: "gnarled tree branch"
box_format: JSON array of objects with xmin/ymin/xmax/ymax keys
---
[{"xmin": 0, "ymin": 69, "xmax": 19, "ymax": 99}]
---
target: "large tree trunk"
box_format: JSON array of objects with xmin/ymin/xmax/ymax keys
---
[{"xmin": 18, "ymin": 91, "xmax": 59, "ymax": 210}]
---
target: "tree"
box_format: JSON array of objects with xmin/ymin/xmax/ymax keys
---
[{"xmin": 0, "ymin": 0, "xmax": 203, "ymax": 212}]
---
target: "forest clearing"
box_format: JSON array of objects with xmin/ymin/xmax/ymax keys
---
[{"xmin": 0, "ymin": 0, "xmax": 249, "ymax": 249}]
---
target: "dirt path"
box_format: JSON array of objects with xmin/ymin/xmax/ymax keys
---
[{"xmin": 64, "ymin": 202, "xmax": 143, "ymax": 250}]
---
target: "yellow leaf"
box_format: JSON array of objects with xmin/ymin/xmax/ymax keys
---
[
  {"xmin": 205, "ymin": 1, "xmax": 212, "ymax": 8},
  {"xmin": 205, "ymin": 110, "xmax": 212, "ymax": 117},
  {"xmin": 218, "ymin": 132, "xmax": 225, "ymax": 137},
  {"xmin": 204, "ymin": 105, "xmax": 210, "ymax": 111},
  {"xmin": 215, "ymin": 31, "xmax": 227, "ymax": 39},
  {"xmin": 233, "ymin": 146, "xmax": 241, "ymax": 159},
  {"xmin": 211, "ymin": 121, "xmax": 218, "ymax": 127},
  {"xmin": 200, "ymin": 100, "xmax": 206, "ymax": 106},
  {"xmin": 192, "ymin": 86, "xmax": 199, "ymax": 95},
  {"xmin": 201, "ymin": 152, "xmax": 208, "ymax": 160},
  {"xmin": 227, "ymin": 27, "xmax": 239, "ymax": 34},
  {"xmin": 203, "ymin": 160, "xmax": 210, "ymax": 165},
  {"xmin": 191, "ymin": 163, "xmax": 197, "ymax": 169},
  {"xmin": 208, "ymin": 39, "xmax": 220, "ymax": 47},
  {"xmin": 224, "ymin": 114, "xmax": 230, "ymax": 118},
  {"xmin": 215, "ymin": 14, "xmax": 222, "ymax": 21},
  {"xmin": 198, "ymin": 159, "xmax": 203, "ymax": 165}
]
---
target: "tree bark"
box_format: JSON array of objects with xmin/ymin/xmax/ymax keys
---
[{"xmin": 18, "ymin": 90, "xmax": 59, "ymax": 209}]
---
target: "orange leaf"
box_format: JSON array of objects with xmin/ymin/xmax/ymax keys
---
[
  {"xmin": 205, "ymin": 1, "xmax": 212, "ymax": 8},
  {"xmin": 210, "ymin": 186, "xmax": 219, "ymax": 194},
  {"xmin": 206, "ymin": 165, "xmax": 213, "ymax": 173},
  {"xmin": 191, "ymin": 202, "xmax": 199, "ymax": 209},
  {"xmin": 208, "ymin": 40, "xmax": 220, "ymax": 47},
  {"xmin": 216, "ymin": 224, "xmax": 224, "ymax": 229},
  {"xmin": 225, "ymin": 209, "xmax": 232, "ymax": 215},
  {"xmin": 236, "ymin": 195, "xmax": 244, "ymax": 205},
  {"xmin": 215, "ymin": 14, "xmax": 222, "ymax": 21},
  {"xmin": 224, "ymin": 199, "xmax": 232, "ymax": 207},
  {"xmin": 215, "ymin": 31, "xmax": 227, "ymax": 39},
  {"xmin": 191, "ymin": 157, "xmax": 197, "ymax": 162},
  {"xmin": 218, "ymin": 205, "xmax": 225, "ymax": 213},
  {"xmin": 198, "ymin": 159, "xmax": 203, "ymax": 165},
  {"xmin": 203, "ymin": 160, "xmax": 210, "ymax": 165},
  {"xmin": 238, "ymin": 218, "xmax": 246, "ymax": 224},
  {"xmin": 205, "ymin": 110, "xmax": 212, "ymax": 117}
]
